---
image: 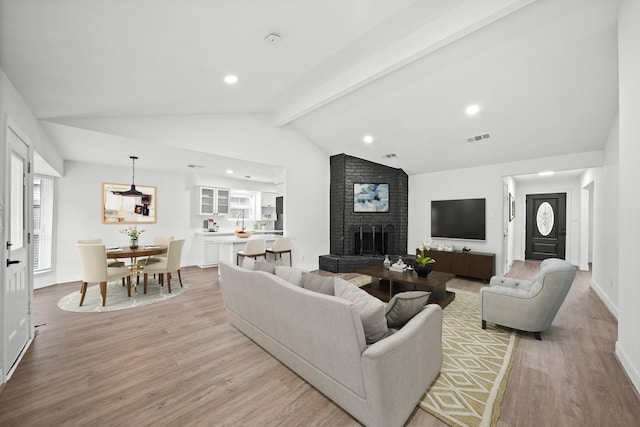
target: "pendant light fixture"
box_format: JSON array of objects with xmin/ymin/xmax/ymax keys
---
[{"xmin": 122, "ymin": 156, "xmax": 144, "ymax": 197}]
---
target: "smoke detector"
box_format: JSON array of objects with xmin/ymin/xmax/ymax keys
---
[{"xmin": 264, "ymin": 33, "xmax": 281, "ymax": 44}]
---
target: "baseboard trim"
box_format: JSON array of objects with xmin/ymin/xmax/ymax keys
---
[
  {"xmin": 590, "ymin": 278, "xmax": 618, "ymax": 319},
  {"xmin": 615, "ymin": 341, "xmax": 640, "ymax": 401}
]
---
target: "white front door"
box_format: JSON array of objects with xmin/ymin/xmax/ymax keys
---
[{"xmin": 3, "ymin": 122, "xmax": 32, "ymax": 381}]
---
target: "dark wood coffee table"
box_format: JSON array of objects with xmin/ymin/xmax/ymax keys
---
[{"xmin": 357, "ymin": 265, "xmax": 456, "ymax": 308}]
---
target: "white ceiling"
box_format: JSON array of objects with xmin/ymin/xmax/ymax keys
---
[{"xmin": 0, "ymin": 0, "xmax": 619, "ymax": 181}]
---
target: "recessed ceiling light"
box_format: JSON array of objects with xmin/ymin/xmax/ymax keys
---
[
  {"xmin": 466, "ymin": 104, "xmax": 480, "ymax": 115},
  {"xmin": 226, "ymin": 169, "xmax": 234, "ymax": 174},
  {"xmin": 538, "ymin": 171, "xmax": 555, "ymax": 176},
  {"xmin": 224, "ymin": 74, "xmax": 238, "ymax": 85},
  {"xmin": 363, "ymin": 135, "xmax": 374, "ymax": 144}
]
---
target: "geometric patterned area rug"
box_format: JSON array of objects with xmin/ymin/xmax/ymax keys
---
[
  {"xmin": 419, "ymin": 288, "xmax": 519, "ymax": 427},
  {"xmin": 57, "ymin": 278, "xmax": 191, "ymax": 313}
]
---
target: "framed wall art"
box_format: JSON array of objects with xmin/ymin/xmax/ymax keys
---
[
  {"xmin": 354, "ymin": 183, "xmax": 389, "ymax": 212},
  {"xmin": 509, "ymin": 192, "xmax": 515, "ymax": 222},
  {"xmin": 102, "ymin": 182, "xmax": 157, "ymax": 224}
]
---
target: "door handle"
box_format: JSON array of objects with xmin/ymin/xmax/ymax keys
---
[{"xmin": 6, "ymin": 259, "xmax": 20, "ymax": 267}]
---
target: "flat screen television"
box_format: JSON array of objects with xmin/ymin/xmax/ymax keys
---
[{"xmin": 431, "ymin": 198, "xmax": 486, "ymax": 240}]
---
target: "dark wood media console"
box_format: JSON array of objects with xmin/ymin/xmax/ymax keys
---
[{"xmin": 417, "ymin": 249, "xmax": 495, "ymax": 282}]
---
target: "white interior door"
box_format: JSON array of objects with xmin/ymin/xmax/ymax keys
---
[{"xmin": 3, "ymin": 124, "xmax": 32, "ymax": 381}]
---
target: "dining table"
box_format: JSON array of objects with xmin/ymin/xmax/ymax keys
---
[{"xmin": 106, "ymin": 245, "xmax": 168, "ymax": 295}]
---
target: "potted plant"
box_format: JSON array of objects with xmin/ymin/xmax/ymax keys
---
[{"xmin": 415, "ymin": 245, "xmax": 436, "ymax": 277}]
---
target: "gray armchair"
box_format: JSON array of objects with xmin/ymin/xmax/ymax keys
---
[{"xmin": 479, "ymin": 258, "xmax": 576, "ymax": 340}]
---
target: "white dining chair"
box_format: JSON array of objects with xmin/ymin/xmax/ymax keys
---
[
  {"xmin": 236, "ymin": 238, "xmax": 266, "ymax": 266},
  {"xmin": 76, "ymin": 243, "xmax": 131, "ymax": 306},
  {"xmin": 142, "ymin": 239, "xmax": 185, "ymax": 294},
  {"xmin": 138, "ymin": 236, "xmax": 174, "ymax": 283},
  {"xmin": 266, "ymin": 237, "xmax": 292, "ymax": 266},
  {"xmin": 141, "ymin": 235, "xmax": 173, "ymax": 265},
  {"xmin": 78, "ymin": 238, "xmax": 125, "ymax": 267}
]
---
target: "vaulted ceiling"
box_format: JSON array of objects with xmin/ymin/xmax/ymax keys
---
[{"xmin": 0, "ymin": 0, "xmax": 619, "ymax": 181}]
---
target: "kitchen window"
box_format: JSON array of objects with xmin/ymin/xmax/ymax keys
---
[{"xmin": 228, "ymin": 190, "xmax": 258, "ymax": 221}]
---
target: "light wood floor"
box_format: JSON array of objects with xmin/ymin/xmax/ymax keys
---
[{"xmin": 0, "ymin": 262, "xmax": 638, "ymax": 426}]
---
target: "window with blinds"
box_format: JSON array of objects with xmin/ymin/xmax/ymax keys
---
[{"xmin": 33, "ymin": 175, "xmax": 54, "ymax": 273}]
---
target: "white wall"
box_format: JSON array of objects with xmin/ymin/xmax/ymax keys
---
[
  {"xmin": 408, "ymin": 151, "xmax": 603, "ymax": 278},
  {"xmin": 0, "ymin": 68, "xmax": 64, "ymax": 176},
  {"xmin": 591, "ymin": 115, "xmax": 619, "ymax": 318},
  {"xmin": 616, "ymin": 0, "xmax": 640, "ymax": 395},
  {"xmin": 504, "ymin": 176, "xmax": 516, "ymax": 275}
]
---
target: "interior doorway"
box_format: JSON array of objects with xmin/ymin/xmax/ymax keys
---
[{"xmin": 525, "ymin": 192, "xmax": 567, "ymax": 260}]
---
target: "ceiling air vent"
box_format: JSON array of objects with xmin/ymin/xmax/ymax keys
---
[
  {"xmin": 382, "ymin": 153, "xmax": 397, "ymax": 159},
  {"xmin": 264, "ymin": 33, "xmax": 281, "ymax": 44},
  {"xmin": 466, "ymin": 133, "xmax": 491, "ymax": 143},
  {"xmin": 187, "ymin": 164, "xmax": 204, "ymax": 168}
]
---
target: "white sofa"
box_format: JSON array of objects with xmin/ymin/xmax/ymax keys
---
[{"xmin": 218, "ymin": 261, "xmax": 443, "ymax": 427}]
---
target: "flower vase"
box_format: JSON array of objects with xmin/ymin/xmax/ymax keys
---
[
  {"xmin": 415, "ymin": 264, "xmax": 432, "ymax": 277},
  {"xmin": 129, "ymin": 238, "xmax": 139, "ymax": 249},
  {"xmin": 383, "ymin": 255, "xmax": 391, "ymax": 269}
]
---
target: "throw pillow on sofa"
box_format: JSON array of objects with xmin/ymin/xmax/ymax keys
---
[
  {"xmin": 275, "ymin": 266, "xmax": 306, "ymax": 287},
  {"xmin": 254, "ymin": 260, "xmax": 276, "ymax": 274},
  {"xmin": 334, "ymin": 278, "xmax": 390, "ymax": 344},
  {"xmin": 241, "ymin": 257, "xmax": 256, "ymax": 270},
  {"xmin": 301, "ymin": 272, "xmax": 335, "ymax": 295},
  {"xmin": 385, "ymin": 291, "xmax": 431, "ymax": 328},
  {"xmin": 241, "ymin": 258, "xmax": 276, "ymax": 274}
]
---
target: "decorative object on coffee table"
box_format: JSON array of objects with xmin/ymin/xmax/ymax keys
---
[
  {"xmin": 383, "ymin": 254, "xmax": 391, "ymax": 269},
  {"xmin": 415, "ymin": 243, "xmax": 435, "ymax": 277}
]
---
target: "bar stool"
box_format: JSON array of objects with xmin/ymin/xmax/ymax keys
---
[
  {"xmin": 266, "ymin": 237, "xmax": 292, "ymax": 266},
  {"xmin": 237, "ymin": 239, "xmax": 266, "ymax": 266}
]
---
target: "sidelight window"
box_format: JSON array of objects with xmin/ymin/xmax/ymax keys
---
[{"xmin": 33, "ymin": 175, "xmax": 55, "ymax": 273}]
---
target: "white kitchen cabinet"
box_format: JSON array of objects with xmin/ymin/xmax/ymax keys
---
[
  {"xmin": 199, "ymin": 187, "xmax": 230, "ymax": 215},
  {"xmin": 261, "ymin": 192, "xmax": 277, "ymax": 207},
  {"xmin": 215, "ymin": 188, "xmax": 230, "ymax": 215},
  {"xmin": 261, "ymin": 192, "xmax": 277, "ymax": 221},
  {"xmin": 202, "ymin": 241, "xmax": 220, "ymax": 267}
]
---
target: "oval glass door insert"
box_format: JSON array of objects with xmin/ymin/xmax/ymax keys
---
[{"xmin": 536, "ymin": 202, "xmax": 554, "ymax": 236}]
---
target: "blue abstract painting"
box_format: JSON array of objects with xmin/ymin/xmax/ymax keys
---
[{"xmin": 354, "ymin": 183, "xmax": 389, "ymax": 212}]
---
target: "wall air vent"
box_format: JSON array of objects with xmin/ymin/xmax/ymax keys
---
[
  {"xmin": 466, "ymin": 133, "xmax": 491, "ymax": 143},
  {"xmin": 382, "ymin": 153, "xmax": 397, "ymax": 159}
]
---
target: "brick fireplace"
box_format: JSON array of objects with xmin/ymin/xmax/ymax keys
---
[{"xmin": 319, "ymin": 154, "xmax": 410, "ymax": 273}]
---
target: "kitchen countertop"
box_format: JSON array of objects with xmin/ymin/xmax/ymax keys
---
[
  {"xmin": 195, "ymin": 230, "xmax": 283, "ymax": 243},
  {"xmin": 196, "ymin": 230, "xmax": 282, "ymax": 235}
]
